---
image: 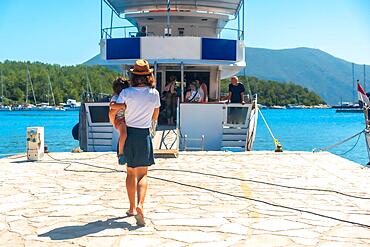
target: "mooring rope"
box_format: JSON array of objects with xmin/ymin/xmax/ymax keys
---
[
  {"xmin": 312, "ymin": 129, "xmax": 365, "ymax": 153},
  {"xmin": 258, "ymin": 109, "xmax": 283, "ymax": 151}
]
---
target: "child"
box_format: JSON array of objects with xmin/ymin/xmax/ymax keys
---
[{"xmin": 109, "ymin": 77, "xmax": 130, "ymax": 165}]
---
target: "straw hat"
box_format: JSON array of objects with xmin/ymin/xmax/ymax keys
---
[{"xmin": 130, "ymin": 59, "xmax": 153, "ymax": 75}]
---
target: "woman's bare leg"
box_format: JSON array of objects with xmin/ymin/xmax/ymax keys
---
[
  {"xmin": 136, "ymin": 167, "xmax": 148, "ymax": 208},
  {"xmin": 126, "ymin": 167, "xmax": 137, "ymax": 214},
  {"xmin": 134, "ymin": 167, "xmax": 148, "ymax": 225}
]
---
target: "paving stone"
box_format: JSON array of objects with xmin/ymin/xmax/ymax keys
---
[
  {"xmin": 153, "ymin": 217, "xmax": 226, "ymax": 227},
  {"xmin": 0, "ymin": 151, "xmax": 369, "ymax": 246},
  {"xmin": 157, "ymin": 230, "xmax": 221, "ymax": 243},
  {"xmin": 218, "ymin": 223, "xmax": 249, "ymax": 235},
  {"xmin": 252, "ymin": 219, "xmax": 308, "ymax": 231}
]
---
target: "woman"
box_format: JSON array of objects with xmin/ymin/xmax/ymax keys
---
[
  {"xmin": 185, "ymin": 81, "xmax": 203, "ymax": 103},
  {"xmin": 196, "ymin": 80, "xmax": 208, "ymax": 102},
  {"xmin": 116, "ymin": 59, "xmax": 160, "ymax": 226},
  {"xmin": 163, "ymin": 76, "xmax": 177, "ymax": 125}
]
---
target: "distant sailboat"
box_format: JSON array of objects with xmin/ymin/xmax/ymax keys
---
[{"xmin": 0, "ymin": 69, "xmax": 11, "ymax": 111}]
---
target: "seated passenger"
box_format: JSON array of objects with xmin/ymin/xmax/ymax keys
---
[
  {"xmin": 185, "ymin": 81, "xmax": 203, "ymax": 103},
  {"xmin": 136, "ymin": 26, "xmax": 147, "ymax": 37},
  {"xmin": 196, "ymin": 79, "xmax": 208, "ymax": 102}
]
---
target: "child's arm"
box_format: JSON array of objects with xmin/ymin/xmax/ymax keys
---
[
  {"xmin": 109, "ymin": 102, "xmax": 126, "ymax": 110},
  {"xmin": 109, "ymin": 107, "xmax": 118, "ymax": 125}
]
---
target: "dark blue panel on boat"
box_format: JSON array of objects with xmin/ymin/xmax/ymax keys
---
[
  {"xmin": 202, "ymin": 38, "xmax": 237, "ymax": 61},
  {"xmin": 106, "ymin": 38, "xmax": 140, "ymax": 60}
]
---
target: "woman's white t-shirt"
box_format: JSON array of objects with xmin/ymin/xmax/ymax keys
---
[{"xmin": 117, "ymin": 87, "xmax": 160, "ymax": 128}]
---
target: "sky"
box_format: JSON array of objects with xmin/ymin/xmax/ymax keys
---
[{"xmin": 0, "ymin": 0, "xmax": 369, "ymax": 65}]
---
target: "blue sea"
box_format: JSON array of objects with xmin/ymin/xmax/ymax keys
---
[{"xmin": 0, "ymin": 109, "xmax": 367, "ymax": 165}]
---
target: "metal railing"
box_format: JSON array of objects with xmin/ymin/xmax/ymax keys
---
[{"xmin": 101, "ymin": 25, "xmax": 244, "ymax": 40}]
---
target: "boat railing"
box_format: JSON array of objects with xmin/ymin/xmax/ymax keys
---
[{"xmin": 101, "ymin": 25, "xmax": 244, "ymax": 40}]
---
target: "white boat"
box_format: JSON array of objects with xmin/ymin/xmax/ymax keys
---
[
  {"xmin": 0, "ymin": 105, "xmax": 11, "ymax": 111},
  {"xmin": 77, "ymin": 0, "xmax": 258, "ymax": 154},
  {"xmin": 61, "ymin": 99, "xmax": 81, "ymax": 111}
]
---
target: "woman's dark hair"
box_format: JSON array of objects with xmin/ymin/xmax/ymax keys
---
[
  {"xmin": 112, "ymin": 77, "xmax": 129, "ymax": 94},
  {"xmin": 131, "ymin": 74, "xmax": 155, "ymax": 88}
]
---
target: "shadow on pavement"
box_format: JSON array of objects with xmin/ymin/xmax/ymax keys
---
[{"xmin": 38, "ymin": 216, "xmax": 140, "ymax": 240}]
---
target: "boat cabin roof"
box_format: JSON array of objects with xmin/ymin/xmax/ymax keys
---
[{"xmin": 105, "ymin": 0, "xmax": 243, "ymax": 16}]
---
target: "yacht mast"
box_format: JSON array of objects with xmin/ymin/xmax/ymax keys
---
[
  {"xmin": 26, "ymin": 65, "xmax": 37, "ymax": 105},
  {"xmin": 0, "ymin": 69, "xmax": 3, "ymax": 102},
  {"xmin": 25, "ymin": 69, "xmax": 29, "ymax": 104},
  {"xmin": 85, "ymin": 67, "xmax": 94, "ymax": 98},
  {"xmin": 47, "ymin": 73, "xmax": 56, "ymax": 106}
]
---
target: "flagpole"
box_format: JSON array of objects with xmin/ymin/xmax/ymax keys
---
[
  {"xmin": 166, "ymin": 0, "xmax": 170, "ymax": 36},
  {"xmin": 352, "ymin": 63, "xmax": 355, "ymax": 104},
  {"xmin": 364, "ymin": 64, "xmax": 366, "ymax": 92}
]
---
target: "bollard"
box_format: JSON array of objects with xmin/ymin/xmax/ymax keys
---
[{"xmin": 26, "ymin": 127, "xmax": 44, "ymax": 161}]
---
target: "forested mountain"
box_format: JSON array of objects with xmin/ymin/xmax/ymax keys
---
[
  {"xmin": 0, "ymin": 61, "xmax": 324, "ymax": 106},
  {"xmin": 0, "ymin": 61, "xmax": 120, "ymax": 105},
  {"xmin": 243, "ymin": 47, "xmax": 370, "ymax": 104}
]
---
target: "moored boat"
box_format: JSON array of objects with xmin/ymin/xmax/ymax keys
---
[{"xmin": 77, "ymin": 0, "xmax": 258, "ymax": 155}]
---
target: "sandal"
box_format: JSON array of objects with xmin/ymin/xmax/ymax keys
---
[
  {"xmin": 126, "ymin": 210, "xmax": 136, "ymax": 217},
  {"xmin": 135, "ymin": 207, "xmax": 146, "ymax": 227}
]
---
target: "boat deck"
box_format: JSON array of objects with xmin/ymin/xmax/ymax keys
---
[{"xmin": 0, "ymin": 151, "xmax": 369, "ymax": 246}]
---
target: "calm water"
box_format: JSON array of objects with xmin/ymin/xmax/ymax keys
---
[
  {"xmin": 0, "ymin": 111, "xmax": 79, "ymax": 157},
  {"xmin": 0, "ymin": 109, "xmax": 367, "ymax": 165}
]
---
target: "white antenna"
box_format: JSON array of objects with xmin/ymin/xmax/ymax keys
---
[{"xmin": 47, "ymin": 72, "xmax": 56, "ymax": 106}]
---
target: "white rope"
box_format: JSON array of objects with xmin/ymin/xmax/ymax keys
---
[{"xmin": 312, "ymin": 129, "xmax": 365, "ymax": 152}]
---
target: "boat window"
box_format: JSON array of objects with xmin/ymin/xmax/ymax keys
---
[
  {"xmin": 88, "ymin": 106, "xmax": 110, "ymax": 123},
  {"xmin": 226, "ymin": 106, "xmax": 249, "ymax": 125}
]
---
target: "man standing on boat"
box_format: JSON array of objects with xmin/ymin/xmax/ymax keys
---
[
  {"xmin": 222, "ymin": 76, "xmax": 245, "ymax": 124},
  {"xmin": 224, "ymin": 76, "xmax": 245, "ymax": 104}
]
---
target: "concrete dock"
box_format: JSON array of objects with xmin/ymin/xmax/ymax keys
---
[{"xmin": 0, "ymin": 151, "xmax": 369, "ymax": 246}]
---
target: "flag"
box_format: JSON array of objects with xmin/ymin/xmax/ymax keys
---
[
  {"xmin": 358, "ymin": 82, "xmax": 370, "ymax": 106},
  {"xmin": 167, "ymin": 0, "xmax": 171, "ymax": 12}
]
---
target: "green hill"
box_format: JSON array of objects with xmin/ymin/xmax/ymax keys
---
[
  {"xmin": 0, "ymin": 60, "xmax": 120, "ymax": 105},
  {"xmin": 0, "ymin": 61, "xmax": 325, "ymax": 106}
]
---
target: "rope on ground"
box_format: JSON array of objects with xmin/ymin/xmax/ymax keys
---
[
  {"xmin": 258, "ymin": 109, "xmax": 283, "ymax": 152},
  {"xmin": 38, "ymin": 157, "xmax": 370, "ymax": 228},
  {"xmin": 312, "ymin": 129, "xmax": 365, "ymax": 153}
]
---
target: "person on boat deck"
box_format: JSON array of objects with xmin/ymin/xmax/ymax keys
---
[
  {"xmin": 224, "ymin": 76, "xmax": 245, "ymax": 104},
  {"xmin": 196, "ymin": 79, "xmax": 208, "ymax": 102},
  {"xmin": 185, "ymin": 81, "xmax": 204, "ymax": 103},
  {"xmin": 136, "ymin": 26, "xmax": 147, "ymax": 37},
  {"xmin": 116, "ymin": 59, "xmax": 160, "ymax": 227},
  {"xmin": 109, "ymin": 77, "xmax": 130, "ymax": 165},
  {"xmin": 163, "ymin": 76, "xmax": 177, "ymax": 125},
  {"xmin": 222, "ymin": 76, "xmax": 246, "ymax": 124}
]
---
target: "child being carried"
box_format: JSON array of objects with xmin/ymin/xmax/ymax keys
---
[{"xmin": 109, "ymin": 77, "xmax": 130, "ymax": 165}]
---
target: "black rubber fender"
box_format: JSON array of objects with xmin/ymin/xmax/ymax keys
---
[{"xmin": 72, "ymin": 123, "xmax": 79, "ymax": 140}]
